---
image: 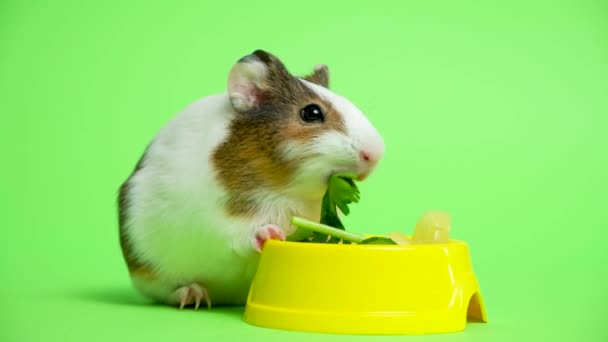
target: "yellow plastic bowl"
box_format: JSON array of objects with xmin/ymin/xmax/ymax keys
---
[{"xmin": 243, "ymin": 235, "xmax": 487, "ymax": 335}]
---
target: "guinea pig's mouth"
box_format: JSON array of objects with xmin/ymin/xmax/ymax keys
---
[
  {"xmin": 356, "ymin": 171, "xmax": 371, "ymax": 181},
  {"xmin": 327, "ymin": 168, "xmax": 370, "ymax": 183}
]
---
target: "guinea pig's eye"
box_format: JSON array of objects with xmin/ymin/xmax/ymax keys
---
[{"xmin": 299, "ymin": 104, "xmax": 324, "ymax": 123}]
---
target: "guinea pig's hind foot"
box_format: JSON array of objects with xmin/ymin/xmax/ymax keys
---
[{"xmin": 174, "ymin": 283, "xmax": 211, "ymax": 310}]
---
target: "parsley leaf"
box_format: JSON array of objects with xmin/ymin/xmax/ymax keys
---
[
  {"xmin": 290, "ymin": 217, "xmax": 398, "ymax": 245},
  {"xmin": 292, "ymin": 172, "xmax": 397, "ymax": 245},
  {"xmin": 358, "ymin": 236, "xmax": 398, "ymax": 245},
  {"xmin": 314, "ymin": 172, "xmax": 359, "ymax": 243}
]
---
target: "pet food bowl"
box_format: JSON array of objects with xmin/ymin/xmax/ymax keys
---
[{"xmin": 243, "ymin": 234, "xmax": 487, "ymax": 335}]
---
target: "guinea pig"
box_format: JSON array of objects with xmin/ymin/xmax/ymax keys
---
[{"xmin": 117, "ymin": 50, "xmax": 385, "ymax": 309}]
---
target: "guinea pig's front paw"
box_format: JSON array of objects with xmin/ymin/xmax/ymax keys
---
[{"xmin": 252, "ymin": 224, "xmax": 286, "ymax": 252}]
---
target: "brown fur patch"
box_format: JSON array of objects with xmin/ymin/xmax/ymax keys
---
[
  {"xmin": 213, "ymin": 51, "xmax": 346, "ymax": 216},
  {"xmin": 118, "ymin": 147, "xmax": 156, "ymax": 278},
  {"xmin": 129, "ymin": 264, "xmax": 158, "ymax": 280}
]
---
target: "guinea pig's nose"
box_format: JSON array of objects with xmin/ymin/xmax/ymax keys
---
[
  {"xmin": 360, "ymin": 151, "xmax": 378, "ymax": 164},
  {"xmin": 357, "ymin": 150, "xmax": 381, "ymax": 181}
]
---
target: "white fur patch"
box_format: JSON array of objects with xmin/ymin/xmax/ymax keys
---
[
  {"xmin": 299, "ymin": 79, "xmax": 385, "ymax": 162},
  {"xmin": 123, "ymin": 94, "xmax": 262, "ymax": 304}
]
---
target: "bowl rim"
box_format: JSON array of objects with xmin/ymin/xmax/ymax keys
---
[{"xmin": 269, "ymin": 238, "xmax": 469, "ymax": 251}]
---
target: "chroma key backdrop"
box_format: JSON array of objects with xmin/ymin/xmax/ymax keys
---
[{"xmin": 2, "ymin": 0, "xmax": 607, "ymax": 341}]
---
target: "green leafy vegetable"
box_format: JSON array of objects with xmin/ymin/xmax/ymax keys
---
[
  {"xmin": 291, "ymin": 172, "xmax": 397, "ymax": 245},
  {"xmin": 359, "ymin": 237, "xmax": 398, "ymax": 245},
  {"xmin": 291, "ymin": 216, "xmax": 367, "ymax": 243},
  {"xmin": 291, "ymin": 217, "xmax": 397, "ymax": 245},
  {"xmin": 320, "ymin": 172, "xmax": 360, "ymax": 229},
  {"xmin": 312, "ymin": 172, "xmax": 359, "ymax": 243}
]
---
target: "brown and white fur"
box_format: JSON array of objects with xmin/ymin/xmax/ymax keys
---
[{"xmin": 118, "ymin": 50, "xmax": 385, "ymax": 309}]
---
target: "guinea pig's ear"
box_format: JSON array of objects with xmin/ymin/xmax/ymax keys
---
[
  {"xmin": 303, "ymin": 64, "xmax": 329, "ymax": 88},
  {"xmin": 227, "ymin": 50, "xmax": 281, "ymax": 113}
]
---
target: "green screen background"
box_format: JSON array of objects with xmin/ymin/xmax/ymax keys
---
[{"xmin": 2, "ymin": 0, "xmax": 607, "ymax": 341}]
